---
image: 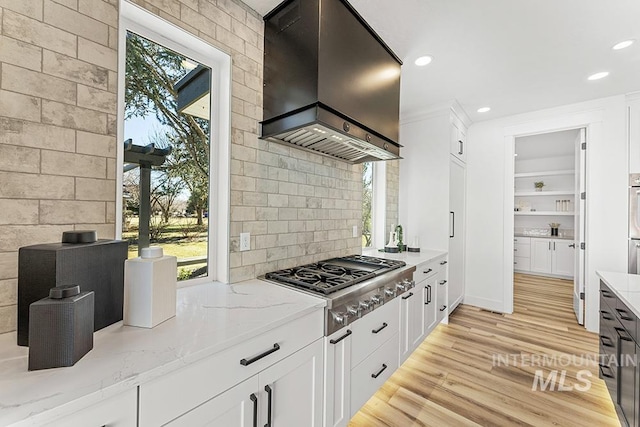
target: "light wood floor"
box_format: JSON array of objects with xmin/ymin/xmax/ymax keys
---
[{"xmin": 349, "ymin": 273, "xmax": 620, "ymax": 427}]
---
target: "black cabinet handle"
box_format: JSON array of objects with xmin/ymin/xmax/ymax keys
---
[
  {"xmin": 440, "ymin": 260, "xmax": 448, "ymax": 265},
  {"xmin": 439, "ymin": 280, "xmax": 447, "ymax": 285},
  {"xmin": 599, "ymin": 336, "xmax": 614, "ymax": 348},
  {"xmin": 250, "ymin": 394, "xmax": 258, "ymax": 427},
  {"xmin": 615, "ymin": 308, "xmax": 634, "ymax": 322},
  {"xmin": 615, "ymin": 327, "xmax": 634, "ymax": 341},
  {"xmin": 371, "ymin": 363, "xmax": 388, "ymax": 379},
  {"xmin": 600, "ymin": 289, "xmax": 614, "ymax": 298},
  {"xmin": 423, "ymin": 268, "xmax": 433, "ymax": 274},
  {"xmin": 458, "ymin": 139, "xmax": 463, "ymax": 155},
  {"xmin": 240, "ymin": 343, "xmax": 280, "ymax": 366},
  {"xmin": 372, "ymin": 323, "xmax": 388, "ymax": 334},
  {"xmin": 449, "ymin": 212, "xmax": 455, "ymax": 238},
  {"xmin": 600, "ymin": 310, "xmax": 614, "ymax": 321},
  {"xmin": 440, "ymin": 305, "xmax": 447, "ymax": 312},
  {"xmin": 599, "ymin": 364, "xmax": 614, "ymax": 379},
  {"xmin": 402, "ymin": 292, "xmax": 414, "ymax": 300},
  {"xmin": 425, "ymin": 285, "xmax": 432, "ymax": 304},
  {"xmin": 264, "ymin": 385, "xmax": 272, "ymax": 427},
  {"xmin": 329, "ymin": 329, "xmax": 352, "ymax": 344}
]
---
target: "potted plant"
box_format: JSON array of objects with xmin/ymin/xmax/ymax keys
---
[{"xmin": 534, "ymin": 181, "xmax": 545, "ymax": 192}]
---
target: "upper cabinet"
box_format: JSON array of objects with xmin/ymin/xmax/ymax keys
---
[
  {"xmin": 628, "ymin": 94, "xmax": 640, "ymax": 174},
  {"xmin": 449, "ymin": 117, "xmax": 467, "ymax": 163}
]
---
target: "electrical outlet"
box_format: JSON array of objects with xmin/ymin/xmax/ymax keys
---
[
  {"xmin": 240, "ymin": 232, "xmax": 250, "ymax": 251},
  {"xmin": 352, "ymin": 225, "xmax": 358, "ymax": 238}
]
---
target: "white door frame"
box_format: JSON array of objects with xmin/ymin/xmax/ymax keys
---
[{"xmin": 503, "ymin": 111, "xmax": 603, "ymax": 331}]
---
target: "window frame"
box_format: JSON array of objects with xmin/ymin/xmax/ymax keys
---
[{"xmin": 117, "ymin": 1, "xmax": 231, "ymax": 285}]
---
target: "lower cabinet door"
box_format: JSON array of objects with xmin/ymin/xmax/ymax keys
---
[
  {"xmin": 616, "ymin": 328, "xmax": 636, "ymax": 427},
  {"xmin": 399, "ymin": 289, "xmax": 417, "ymax": 364},
  {"xmin": 350, "ymin": 333, "xmax": 399, "ymax": 417},
  {"xmin": 530, "ymin": 239, "xmax": 552, "ymax": 273},
  {"xmin": 324, "ymin": 329, "xmax": 352, "ymax": 427},
  {"xmin": 167, "ymin": 377, "xmax": 259, "ymax": 427},
  {"xmin": 410, "ymin": 283, "xmax": 426, "ymax": 350},
  {"xmin": 260, "ymin": 339, "xmax": 324, "ymax": 427}
]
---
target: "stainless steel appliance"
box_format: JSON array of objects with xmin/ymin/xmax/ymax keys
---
[
  {"xmin": 629, "ymin": 174, "xmax": 640, "ymax": 273},
  {"xmin": 262, "ymin": 255, "xmax": 415, "ymax": 335},
  {"xmin": 260, "ymin": 0, "xmax": 402, "ymax": 163}
]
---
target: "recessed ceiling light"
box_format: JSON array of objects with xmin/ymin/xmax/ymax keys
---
[
  {"xmin": 587, "ymin": 71, "xmax": 609, "ymax": 81},
  {"xmin": 477, "ymin": 107, "xmax": 491, "ymax": 113},
  {"xmin": 414, "ymin": 56, "xmax": 433, "ymax": 66},
  {"xmin": 613, "ymin": 39, "xmax": 635, "ymax": 50}
]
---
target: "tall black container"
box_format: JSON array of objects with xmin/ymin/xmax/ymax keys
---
[{"xmin": 17, "ymin": 231, "xmax": 128, "ymax": 346}]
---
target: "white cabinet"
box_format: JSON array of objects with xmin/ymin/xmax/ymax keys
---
[
  {"xmin": 529, "ymin": 238, "xmax": 574, "ymax": 278},
  {"xmin": 139, "ymin": 310, "xmax": 323, "ymax": 426},
  {"xmin": 423, "ymin": 275, "xmax": 438, "ymax": 333},
  {"xmin": 323, "ymin": 328, "xmax": 352, "ymax": 427},
  {"xmin": 43, "ymin": 389, "xmax": 138, "ymax": 427},
  {"xmin": 399, "ymin": 284, "xmax": 422, "ymax": 364},
  {"xmin": 629, "ymin": 96, "xmax": 640, "ymax": 174},
  {"xmin": 351, "ymin": 298, "xmax": 399, "ymax": 367},
  {"xmin": 450, "ymin": 119, "xmax": 467, "ymax": 163},
  {"xmin": 449, "ymin": 157, "xmax": 466, "ymax": 312},
  {"xmin": 169, "ymin": 339, "xmax": 324, "ymax": 427}
]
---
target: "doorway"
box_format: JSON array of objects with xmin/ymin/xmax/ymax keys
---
[{"xmin": 511, "ymin": 128, "xmax": 586, "ymax": 325}]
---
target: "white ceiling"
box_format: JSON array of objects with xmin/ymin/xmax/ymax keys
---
[{"xmin": 242, "ymin": 0, "xmax": 640, "ymax": 123}]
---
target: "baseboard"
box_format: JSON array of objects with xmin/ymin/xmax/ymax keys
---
[{"xmin": 463, "ymin": 295, "xmax": 507, "ymax": 313}]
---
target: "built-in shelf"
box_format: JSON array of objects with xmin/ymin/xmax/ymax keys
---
[
  {"xmin": 514, "ymin": 211, "xmax": 574, "ymax": 216},
  {"xmin": 514, "ymin": 170, "xmax": 575, "ymax": 178},
  {"xmin": 515, "ymin": 191, "xmax": 575, "ymax": 197}
]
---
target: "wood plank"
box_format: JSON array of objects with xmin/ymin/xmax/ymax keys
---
[{"xmin": 348, "ymin": 273, "xmax": 620, "ymax": 427}]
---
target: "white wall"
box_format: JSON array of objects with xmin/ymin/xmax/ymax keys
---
[{"xmin": 466, "ymin": 95, "xmax": 628, "ymax": 331}]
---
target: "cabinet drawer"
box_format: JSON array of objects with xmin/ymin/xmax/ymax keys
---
[
  {"xmin": 513, "ymin": 243, "xmax": 531, "ymax": 258},
  {"xmin": 351, "ymin": 298, "xmax": 399, "ymax": 367},
  {"xmin": 599, "ymin": 282, "xmax": 617, "ymax": 309},
  {"xmin": 350, "ymin": 332, "xmax": 399, "ymax": 416},
  {"xmin": 513, "ymin": 237, "xmax": 530, "ymax": 245},
  {"xmin": 139, "ymin": 309, "xmax": 324, "ymax": 426},
  {"xmin": 614, "ymin": 299, "xmax": 637, "ymax": 343},
  {"xmin": 513, "ymin": 256, "xmax": 530, "ymax": 271},
  {"xmin": 412, "ymin": 259, "xmax": 442, "ymax": 284}
]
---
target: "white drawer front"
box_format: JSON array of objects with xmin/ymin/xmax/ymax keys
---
[
  {"xmin": 139, "ymin": 309, "xmax": 324, "ymax": 426},
  {"xmin": 514, "ymin": 243, "xmax": 531, "ymax": 257},
  {"xmin": 513, "ymin": 237, "xmax": 531, "ymax": 245},
  {"xmin": 514, "ymin": 256, "xmax": 531, "ymax": 271},
  {"xmin": 350, "ymin": 333, "xmax": 399, "ymax": 416},
  {"xmin": 351, "ymin": 298, "xmax": 400, "ymax": 367},
  {"xmin": 412, "ymin": 259, "xmax": 442, "ymax": 284}
]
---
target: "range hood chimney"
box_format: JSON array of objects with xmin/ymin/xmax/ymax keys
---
[{"xmin": 260, "ymin": 0, "xmax": 402, "ymax": 164}]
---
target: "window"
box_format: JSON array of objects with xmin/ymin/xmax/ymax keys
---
[
  {"xmin": 118, "ymin": 3, "xmax": 231, "ymax": 284},
  {"xmin": 362, "ymin": 162, "xmax": 373, "ymax": 247}
]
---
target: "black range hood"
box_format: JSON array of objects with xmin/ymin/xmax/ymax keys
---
[{"xmin": 260, "ymin": 0, "xmax": 403, "ymax": 163}]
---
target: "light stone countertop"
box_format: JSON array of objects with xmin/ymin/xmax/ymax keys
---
[
  {"xmin": 597, "ymin": 271, "xmax": 640, "ymax": 318},
  {"xmin": 362, "ymin": 248, "xmax": 448, "ymax": 266},
  {"xmin": 514, "ymin": 233, "xmax": 575, "ymax": 241},
  {"xmin": 0, "ymin": 279, "xmax": 326, "ymax": 426}
]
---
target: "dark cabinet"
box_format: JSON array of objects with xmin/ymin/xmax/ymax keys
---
[{"xmin": 599, "ymin": 280, "xmax": 638, "ymax": 427}]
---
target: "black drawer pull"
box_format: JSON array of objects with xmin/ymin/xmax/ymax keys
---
[
  {"xmin": 440, "ymin": 261, "xmax": 448, "ymax": 265},
  {"xmin": 423, "ymin": 268, "xmax": 433, "ymax": 274},
  {"xmin": 240, "ymin": 343, "xmax": 280, "ymax": 366},
  {"xmin": 615, "ymin": 327, "xmax": 634, "ymax": 341},
  {"xmin": 264, "ymin": 385, "xmax": 272, "ymax": 427},
  {"xmin": 402, "ymin": 292, "xmax": 414, "ymax": 300},
  {"xmin": 615, "ymin": 308, "xmax": 634, "ymax": 321},
  {"xmin": 372, "ymin": 322, "xmax": 388, "ymax": 334},
  {"xmin": 440, "ymin": 305, "xmax": 447, "ymax": 312},
  {"xmin": 439, "ymin": 280, "xmax": 447, "ymax": 285},
  {"xmin": 600, "ymin": 290, "xmax": 614, "ymax": 298},
  {"xmin": 425, "ymin": 285, "xmax": 432, "ymax": 304},
  {"xmin": 250, "ymin": 394, "xmax": 258, "ymax": 427},
  {"xmin": 600, "ymin": 310, "xmax": 614, "ymax": 321},
  {"xmin": 600, "ymin": 336, "xmax": 614, "ymax": 347},
  {"xmin": 599, "ymin": 364, "xmax": 614, "ymax": 379},
  {"xmin": 371, "ymin": 363, "xmax": 388, "ymax": 379},
  {"xmin": 330, "ymin": 329, "xmax": 352, "ymax": 344}
]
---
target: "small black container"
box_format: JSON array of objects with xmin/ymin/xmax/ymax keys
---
[
  {"xmin": 551, "ymin": 228, "xmax": 559, "ymax": 236},
  {"xmin": 28, "ymin": 285, "xmax": 94, "ymax": 371}
]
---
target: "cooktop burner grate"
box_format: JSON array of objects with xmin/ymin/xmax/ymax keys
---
[{"xmin": 265, "ymin": 262, "xmax": 375, "ymax": 295}]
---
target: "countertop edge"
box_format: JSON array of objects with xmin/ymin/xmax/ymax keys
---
[{"xmin": 597, "ymin": 271, "xmax": 640, "ymax": 318}]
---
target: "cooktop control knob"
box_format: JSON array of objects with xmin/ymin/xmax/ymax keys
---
[
  {"xmin": 359, "ymin": 300, "xmax": 372, "ymax": 310},
  {"xmin": 371, "ymin": 294, "xmax": 383, "ymax": 305},
  {"xmin": 396, "ymin": 282, "xmax": 406, "ymax": 292},
  {"xmin": 347, "ymin": 305, "xmax": 360, "ymax": 317},
  {"xmin": 384, "ymin": 288, "xmax": 395, "ymax": 297},
  {"xmin": 331, "ymin": 311, "xmax": 348, "ymax": 326},
  {"xmin": 402, "ymin": 279, "xmax": 413, "ymax": 289}
]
